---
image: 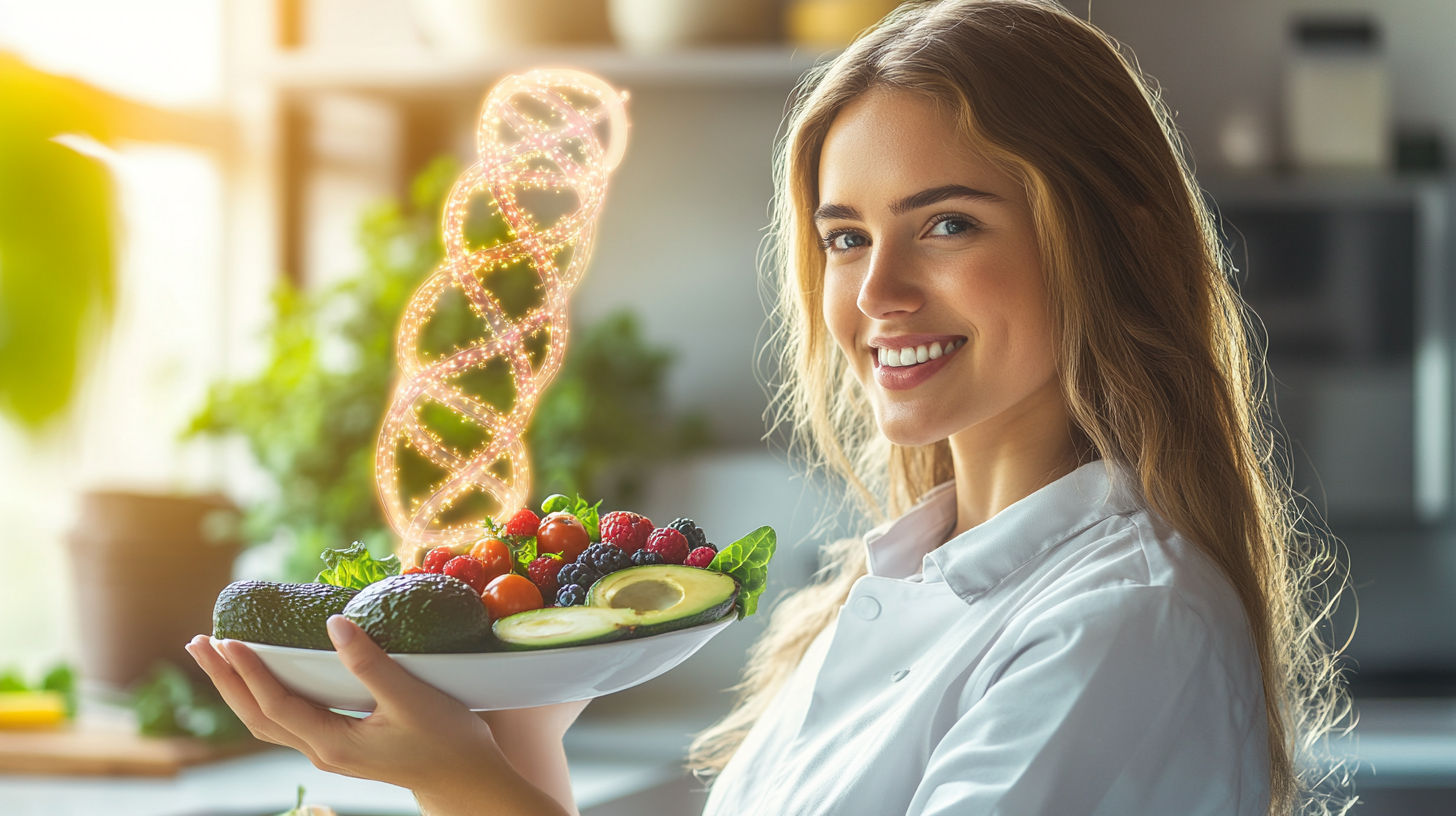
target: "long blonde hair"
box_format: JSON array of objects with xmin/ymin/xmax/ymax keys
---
[{"xmin": 688, "ymin": 2, "xmax": 1351, "ymax": 813}]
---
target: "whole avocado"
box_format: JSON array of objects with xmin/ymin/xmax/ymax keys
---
[
  {"xmin": 213, "ymin": 581, "xmax": 359, "ymax": 650},
  {"xmin": 342, "ymin": 573, "xmax": 496, "ymax": 653}
]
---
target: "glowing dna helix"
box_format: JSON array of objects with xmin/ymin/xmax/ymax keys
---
[{"xmin": 376, "ymin": 69, "xmax": 628, "ymax": 558}]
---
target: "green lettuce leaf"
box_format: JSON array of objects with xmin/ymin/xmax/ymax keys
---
[
  {"xmin": 317, "ymin": 541, "xmax": 401, "ymax": 589},
  {"xmin": 571, "ymin": 494, "xmax": 602, "ymax": 541},
  {"xmin": 513, "ymin": 537, "xmax": 539, "ymax": 574},
  {"xmin": 708, "ymin": 526, "xmax": 776, "ymax": 619}
]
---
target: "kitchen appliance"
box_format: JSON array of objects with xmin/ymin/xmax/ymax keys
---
[{"xmin": 1206, "ymin": 177, "xmax": 1452, "ymax": 525}]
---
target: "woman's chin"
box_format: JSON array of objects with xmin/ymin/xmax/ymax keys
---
[{"xmin": 874, "ymin": 413, "xmax": 953, "ymax": 449}]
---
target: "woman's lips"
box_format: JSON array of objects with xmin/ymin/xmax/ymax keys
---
[{"xmin": 870, "ymin": 338, "xmax": 964, "ymax": 391}]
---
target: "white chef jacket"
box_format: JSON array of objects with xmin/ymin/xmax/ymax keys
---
[{"xmin": 702, "ymin": 461, "xmax": 1269, "ymax": 816}]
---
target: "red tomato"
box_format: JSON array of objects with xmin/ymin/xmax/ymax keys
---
[
  {"xmin": 482, "ymin": 573, "xmax": 543, "ymax": 620},
  {"xmin": 535, "ymin": 513, "xmax": 590, "ymax": 562},
  {"xmin": 401, "ymin": 565, "xmax": 426, "ymax": 575},
  {"xmin": 468, "ymin": 537, "xmax": 513, "ymax": 584}
]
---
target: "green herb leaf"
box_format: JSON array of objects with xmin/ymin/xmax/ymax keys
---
[
  {"xmin": 541, "ymin": 494, "xmax": 571, "ymax": 514},
  {"xmin": 513, "ymin": 537, "xmax": 538, "ymax": 574},
  {"xmin": 571, "ymin": 494, "xmax": 602, "ymax": 541},
  {"xmin": 317, "ymin": 541, "xmax": 401, "ymax": 590},
  {"xmin": 41, "ymin": 664, "xmax": 76, "ymax": 718},
  {"xmin": 708, "ymin": 526, "xmax": 776, "ymax": 619}
]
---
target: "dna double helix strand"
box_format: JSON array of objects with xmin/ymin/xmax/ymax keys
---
[{"xmin": 375, "ymin": 69, "xmax": 629, "ymax": 557}]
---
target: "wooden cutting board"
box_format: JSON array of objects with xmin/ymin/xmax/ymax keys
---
[{"xmin": 0, "ymin": 724, "xmax": 265, "ymax": 777}]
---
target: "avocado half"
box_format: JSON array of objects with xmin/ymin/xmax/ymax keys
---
[
  {"xmin": 214, "ymin": 580, "xmax": 360, "ymax": 650},
  {"xmin": 343, "ymin": 573, "xmax": 497, "ymax": 653},
  {"xmin": 493, "ymin": 565, "xmax": 737, "ymax": 650}
]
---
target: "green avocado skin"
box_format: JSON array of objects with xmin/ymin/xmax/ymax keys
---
[
  {"xmin": 342, "ymin": 573, "xmax": 497, "ymax": 653},
  {"xmin": 213, "ymin": 581, "xmax": 359, "ymax": 650},
  {"xmin": 634, "ymin": 595, "xmax": 736, "ymax": 638}
]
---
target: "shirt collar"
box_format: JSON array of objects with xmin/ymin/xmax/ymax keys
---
[{"xmin": 863, "ymin": 461, "xmax": 1143, "ymax": 599}]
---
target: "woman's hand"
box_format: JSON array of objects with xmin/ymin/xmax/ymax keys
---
[{"xmin": 186, "ymin": 617, "xmax": 577, "ymax": 816}]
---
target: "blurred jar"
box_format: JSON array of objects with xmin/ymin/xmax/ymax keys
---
[
  {"xmin": 608, "ymin": 0, "xmax": 776, "ymax": 53},
  {"xmin": 410, "ymin": 0, "xmax": 611, "ymax": 55},
  {"xmin": 787, "ymin": 0, "xmax": 901, "ymax": 49},
  {"xmin": 1285, "ymin": 16, "xmax": 1388, "ymax": 172}
]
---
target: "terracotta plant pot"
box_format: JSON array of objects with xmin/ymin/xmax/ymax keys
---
[{"xmin": 67, "ymin": 491, "xmax": 241, "ymax": 692}]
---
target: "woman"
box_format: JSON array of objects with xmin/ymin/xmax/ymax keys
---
[{"xmin": 189, "ymin": 2, "xmax": 1348, "ymax": 814}]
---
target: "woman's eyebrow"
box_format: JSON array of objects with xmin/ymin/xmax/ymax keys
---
[
  {"xmin": 814, "ymin": 185, "xmax": 1005, "ymax": 223},
  {"xmin": 813, "ymin": 202, "xmax": 862, "ymax": 222},
  {"xmin": 890, "ymin": 184, "xmax": 1004, "ymax": 215}
]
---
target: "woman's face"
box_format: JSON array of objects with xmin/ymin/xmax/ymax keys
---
[{"xmin": 817, "ymin": 90, "xmax": 1060, "ymax": 448}]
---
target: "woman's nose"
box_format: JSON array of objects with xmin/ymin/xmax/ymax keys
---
[{"xmin": 857, "ymin": 244, "xmax": 924, "ymax": 319}]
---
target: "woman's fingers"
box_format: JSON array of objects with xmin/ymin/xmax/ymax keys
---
[
  {"xmin": 205, "ymin": 638, "xmax": 363, "ymax": 774},
  {"xmin": 217, "ymin": 639, "xmax": 343, "ymax": 739},
  {"xmin": 185, "ymin": 637, "xmax": 310, "ymax": 750},
  {"xmin": 326, "ymin": 616, "xmax": 444, "ymax": 712}
]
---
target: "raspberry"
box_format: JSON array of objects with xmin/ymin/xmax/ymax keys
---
[
  {"xmin": 684, "ymin": 547, "xmax": 717, "ymax": 569},
  {"xmin": 556, "ymin": 584, "xmax": 587, "ymax": 607},
  {"xmin": 666, "ymin": 518, "xmax": 710, "ymax": 551},
  {"xmin": 505, "ymin": 507, "xmax": 541, "ymax": 538},
  {"xmin": 443, "ymin": 555, "xmax": 489, "ymax": 593},
  {"xmin": 630, "ymin": 550, "xmax": 663, "ymax": 567},
  {"xmin": 557, "ymin": 562, "xmax": 599, "ymax": 589},
  {"xmin": 527, "ymin": 554, "xmax": 565, "ymax": 598},
  {"xmin": 579, "ymin": 543, "xmax": 632, "ymax": 576},
  {"xmin": 599, "ymin": 511, "xmax": 654, "ymax": 553},
  {"xmin": 422, "ymin": 546, "xmax": 455, "ymax": 574},
  {"xmin": 646, "ymin": 527, "xmax": 690, "ymax": 565}
]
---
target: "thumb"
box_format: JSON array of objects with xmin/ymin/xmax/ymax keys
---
[{"xmin": 327, "ymin": 615, "xmax": 429, "ymax": 708}]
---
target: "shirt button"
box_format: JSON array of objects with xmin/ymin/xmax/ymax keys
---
[{"xmin": 852, "ymin": 595, "xmax": 881, "ymax": 620}]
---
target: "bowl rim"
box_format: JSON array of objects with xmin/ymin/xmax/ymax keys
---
[{"xmin": 226, "ymin": 611, "xmax": 737, "ymax": 662}]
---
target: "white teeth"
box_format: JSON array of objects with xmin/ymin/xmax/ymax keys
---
[{"xmin": 877, "ymin": 339, "xmax": 965, "ymax": 368}]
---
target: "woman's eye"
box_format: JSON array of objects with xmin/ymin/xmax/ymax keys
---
[
  {"xmin": 821, "ymin": 230, "xmax": 869, "ymax": 252},
  {"xmin": 927, "ymin": 216, "xmax": 975, "ymax": 237}
]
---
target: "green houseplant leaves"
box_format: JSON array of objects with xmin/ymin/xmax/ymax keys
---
[{"xmin": 0, "ymin": 56, "xmax": 115, "ymax": 429}]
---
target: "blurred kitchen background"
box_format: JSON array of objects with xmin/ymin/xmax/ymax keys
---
[{"xmin": 2, "ymin": 0, "xmax": 1455, "ymax": 814}]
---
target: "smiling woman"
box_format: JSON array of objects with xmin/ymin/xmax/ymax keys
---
[{"xmin": 687, "ymin": 2, "xmax": 1350, "ymax": 815}]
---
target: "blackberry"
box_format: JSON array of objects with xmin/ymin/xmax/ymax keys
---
[
  {"xmin": 667, "ymin": 518, "xmax": 710, "ymax": 551},
  {"xmin": 631, "ymin": 550, "xmax": 664, "ymax": 567},
  {"xmin": 556, "ymin": 584, "xmax": 587, "ymax": 607},
  {"xmin": 579, "ymin": 542, "xmax": 632, "ymax": 576},
  {"xmin": 556, "ymin": 562, "xmax": 599, "ymax": 589}
]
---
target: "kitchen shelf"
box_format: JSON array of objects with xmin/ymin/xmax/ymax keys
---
[{"xmin": 261, "ymin": 44, "xmax": 833, "ymax": 97}]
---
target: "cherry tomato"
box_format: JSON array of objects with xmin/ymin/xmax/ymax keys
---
[
  {"xmin": 535, "ymin": 512, "xmax": 590, "ymax": 562},
  {"xmin": 401, "ymin": 565, "xmax": 426, "ymax": 575},
  {"xmin": 468, "ymin": 537, "xmax": 513, "ymax": 584},
  {"xmin": 482, "ymin": 573, "xmax": 543, "ymax": 620},
  {"xmin": 422, "ymin": 546, "xmax": 455, "ymax": 574}
]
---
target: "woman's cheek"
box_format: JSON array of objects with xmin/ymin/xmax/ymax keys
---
[{"xmin": 821, "ymin": 268, "xmax": 866, "ymax": 370}]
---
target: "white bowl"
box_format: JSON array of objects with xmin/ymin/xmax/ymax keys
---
[{"xmin": 225, "ymin": 615, "xmax": 735, "ymax": 712}]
